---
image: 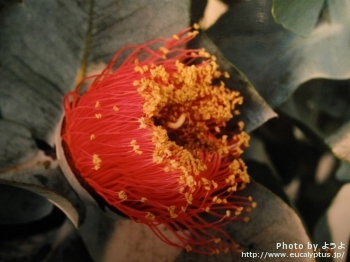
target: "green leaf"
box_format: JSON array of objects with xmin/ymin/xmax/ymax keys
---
[
  {"xmin": 0, "ymin": 165, "xmax": 86, "ymax": 228},
  {"xmin": 0, "ymin": 183, "xmax": 53, "ymax": 224},
  {"xmin": 272, "ymin": 0, "xmax": 324, "ymax": 37},
  {"xmin": 206, "ymin": 0, "xmax": 350, "ymax": 108},
  {"xmin": 327, "ymin": 0, "xmax": 350, "ymax": 25},
  {"xmin": 279, "ymin": 79, "xmax": 350, "ymax": 164},
  {"xmin": 0, "ymin": 1, "xmax": 88, "ymax": 144},
  {"xmin": 0, "ymin": 0, "xmax": 190, "ymax": 145},
  {"xmin": 0, "ymin": 119, "xmax": 38, "ymax": 171}
]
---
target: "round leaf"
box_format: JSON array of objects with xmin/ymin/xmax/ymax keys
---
[
  {"xmin": 272, "ymin": 0, "xmax": 324, "ymax": 37},
  {"xmin": 205, "ymin": 0, "xmax": 350, "ymax": 108},
  {"xmin": 0, "ymin": 0, "xmax": 190, "ymax": 145}
]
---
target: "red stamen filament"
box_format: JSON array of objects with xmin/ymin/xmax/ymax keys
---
[{"xmin": 62, "ymin": 26, "xmax": 253, "ymax": 255}]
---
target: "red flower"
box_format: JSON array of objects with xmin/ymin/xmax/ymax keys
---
[{"xmin": 62, "ymin": 25, "xmax": 255, "ymax": 254}]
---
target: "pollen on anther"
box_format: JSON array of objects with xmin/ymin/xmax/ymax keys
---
[
  {"xmin": 113, "ymin": 106, "xmax": 119, "ymax": 112},
  {"xmin": 238, "ymin": 121, "xmax": 244, "ymax": 131},
  {"xmin": 92, "ymin": 154, "xmax": 101, "ymax": 170},
  {"xmin": 173, "ymin": 34, "xmax": 179, "ymax": 40},
  {"xmin": 134, "ymin": 65, "xmax": 144, "ymax": 74},
  {"xmin": 118, "ymin": 190, "xmax": 127, "ymax": 201},
  {"xmin": 185, "ymin": 245, "xmax": 192, "ymax": 252},
  {"xmin": 214, "ymin": 238, "xmax": 221, "ymax": 243},
  {"xmin": 90, "ymin": 134, "xmax": 95, "ymax": 140},
  {"xmin": 141, "ymin": 197, "xmax": 147, "ymax": 203},
  {"xmin": 145, "ymin": 212, "xmax": 155, "ymax": 220},
  {"xmin": 226, "ymin": 210, "xmax": 231, "ymax": 217},
  {"xmin": 138, "ymin": 117, "xmax": 147, "ymax": 129},
  {"xmin": 95, "ymin": 113, "xmax": 102, "ymax": 119},
  {"xmin": 95, "ymin": 101, "xmax": 100, "ymax": 108}
]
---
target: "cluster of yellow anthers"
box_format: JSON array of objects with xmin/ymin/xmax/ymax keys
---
[{"xmin": 62, "ymin": 25, "xmax": 255, "ymax": 255}]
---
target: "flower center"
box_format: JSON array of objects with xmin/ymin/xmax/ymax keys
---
[{"xmin": 133, "ymin": 56, "xmax": 248, "ymax": 195}]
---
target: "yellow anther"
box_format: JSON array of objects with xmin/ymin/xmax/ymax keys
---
[
  {"xmin": 167, "ymin": 113, "xmax": 186, "ymax": 129},
  {"xmin": 141, "ymin": 197, "xmax": 147, "ymax": 203},
  {"xmin": 138, "ymin": 117, "xmax": 147, "ymax": 129},
  {"xmin": 235, "ymin": 210, "xmax": 241, "ymax": 216},
  {"xmin": 95, "ymin": 101, "xmax": 100, "ymax": 108},
  {"xmin": 215, "ymin": 126, "xmax": 220, "ymax": 133},
  {"xmin": 226, "ymin": 210, "xmax": 231, "ymax": 217},
  {"xmin": 187, "ymin": 30, "xmax": 199, "ymax": 37},
  {"xmin": 134, "ymin": 65, "xmax": 144, "ymax": 74},
  {"xmin": 212, "ymin": 196, "xmax": 218, "ymax": 203},
  {"xmin": 173, "ymin": 34, "xmax": 179, "ymax": 40},
  {"xmin": 181, "ymin": 206, "xmax": 186, "ymax": 212},
  {"xmin": 113, "ymin": 105, "xmax": 119, "ymax": 111},
  {"xmin": 205, "ymin": 207, "xmax": 210, "ymax": 212},
  {"xmin": 92, "ymin": 154, "xmax": 101, "ymax": 170},
  {"xmin": 214, "ymin": 238, "xmax": 221, "ymax": 243},
  {"xmin": 193, "ymin": 23, "xmax": 200, "ymax": 30},
  {"xmin": 244, "ymin": 217, "xmax": 250, "ymax": 223},
  {"xmin": 95, "ymin": 113, "xmax": 102, "ymax": 119},
  {"xmin": 118, "ymin": 190, "xmax": 127, "ymax": 201},
  {"xmin": 90, "ymin": 134, "xmax": 95, "ymax": 140},
  {"xmin": 185, "ymin": 193, "xmax": 193, "ymax": 204},
  {"xmin": 168, "ymin": 206, "xmax": 178, "ymax": 218},
  {"xmin": 145, "ymin": 212, "xmax": 155, "ymax": 220},
  {"xmin": 159, "ymin": 46, "xmax": 169, "ymax": 55},
  {"xmin": 130, "ymin": 140, "xmax": 143, "ymax": 155},
  {"xmin": 252, "ymin": 202, "xmax": 257, "ymax": 208},
  {"xmin": 224, "ymin": 71, "xmax": 230, "ymax": 78},
  {"xmin": 238, "ymin": 121, "xmax": 244, "ymax": 130},
  {"xmin": 248, "ymin": 196, "xmax": 253, "ymax": 201},
  {"xmin": 185, "ymin": 245, "xmax": 192, "ymax": 252}
]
